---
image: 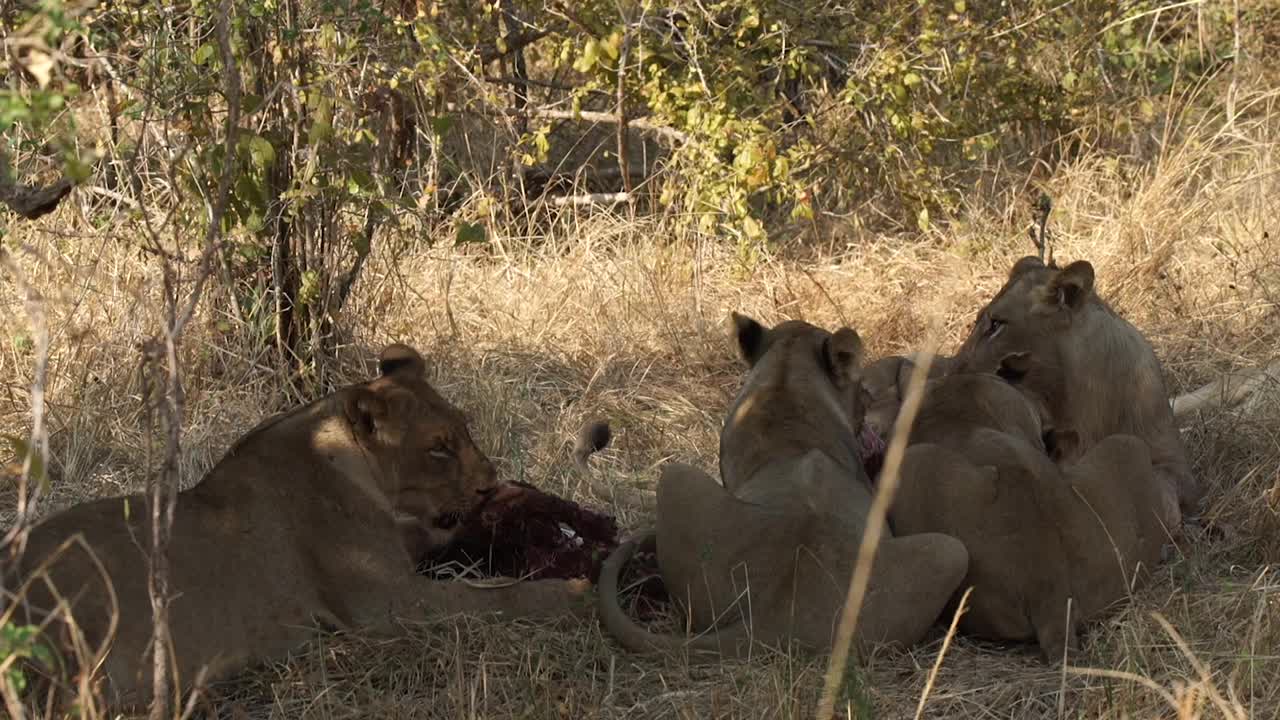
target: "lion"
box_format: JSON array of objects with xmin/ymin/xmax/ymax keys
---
[
  {"xmin": 889, "ymin": 369, "xmax": 1166, "ymax": 662},
  {"xmin": 3, "ymin": 344, "xmax": 591, "ymax": 710},
  {"xmin": 861, "ymin": 352, "xmax": 955, "ymax": 438},
  {"xmin": 596, "ymin": 314, "xmax": 969, "ymax": 659},
  {"xmin": 933, "ymin": 255, "xmax": 1197, "ymax": 531}
]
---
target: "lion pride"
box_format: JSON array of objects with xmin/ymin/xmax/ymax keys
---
[{"xmin": 597, "ymin": 315, "xmax": 968, "ymax": 659}]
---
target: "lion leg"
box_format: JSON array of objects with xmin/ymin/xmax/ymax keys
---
[
  {"xmin": 1030, "ymin": 595, "xmax": 1079, "ymax": 665},
  {"xmin": 1067, "ymin": 435, "xmax": 1166, "ymax": 567},
  {"xmin": 857, "ymin": 532, "xmax": 970, "ymax": 650},
  {"xmin": 654, "ymin": 461, "xmax": 748, "ymax": 631},
  {"xmin": 892, "ymin": 443, "xmax": 1045, "ymax": 645}
]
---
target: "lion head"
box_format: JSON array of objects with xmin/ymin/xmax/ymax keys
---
[
  {"xmin": 721, "ymin": 314, "xmax": 884, "ymax": 480},
  {"xmin": 344, "ymin": 344, "xmax": 500, "ymax": 548},
  {"xmin": 952, "ymin": 256, "xmax": 1097, "ymax": 395}
]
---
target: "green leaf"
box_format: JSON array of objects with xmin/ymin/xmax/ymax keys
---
[
  {"xmin": 248, "ymin": 135, "xmax": 275, "ymax": 169},
  {"xmin": 234, "ymin": 174, "xmax": 265, "ymax": 211},
  {"xmin": 429, "ymin": 115, "xmax": 454, "ymax": 136},
  {"xmin": 2, "ymin": 434, "xmax": 47, "ymax": 493},
  {"xmin": 601, "ymin": 31, "xmax": 621, "ymax": 61},
  {"xmin": 308, "ymin": 119, "xmax": 332, "ymax": 145},
  {"xmin": 455, "ymin": 222, "xmax": 486, "ymax": 245},
  {"xmin": 193, "ymin": 44, "xmax": 215, "ymax": 66},
  {"xmin": 352, "ymin": 231, "xmax": 371, "ymax": 256},
  {"xmin": 64, "ymin": 153, "xmax": 92, "ymax": 184},
  {"xmin": 917, "ymin": 207, "xmax": 930, "ymax": 232},
  {"xmin": 902, "ymin": 72, "xmax": 922, "ymax": 88},
  {"xmin": 241, "ymin": 94, "xmax": 264, "ymax": 116},
  {"xmin": 574, "ymin": 39, "xmax": 599, "ymax": 73}
]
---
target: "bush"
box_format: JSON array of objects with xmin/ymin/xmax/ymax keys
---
[{"xmin": 0, "ymin": 0, "xmax": 1240, "ymax": 365}]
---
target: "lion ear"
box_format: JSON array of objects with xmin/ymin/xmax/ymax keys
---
[
  {"xmin": 825, "ymin": 327, "xmax": 865, "ymax": 388},
  {"xmin": 345, "ymin": 387, "xmax": 389, "ymax": 439},
  {"xmin": 346, "ymin": 387, "xmax": 417, "ymax": 440},
  {"xmin": 1009, "ymin": 255, "xmax": 1045, "ymax": 280},
  {"xmin": 731, "ymin": 312, "xmax": 768, "ymax": 366},
  {"xmin": 379, "ymin": 344, "xmax": 426, "ymax": 378},
  {"xmin": 997, "ymin": 351, "xmax": 1031, "ymax": 382},
  {"xmin": 1044, "ymin": 260, "xmax": 1094, "ymax": 311}
]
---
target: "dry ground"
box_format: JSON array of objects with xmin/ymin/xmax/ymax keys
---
[{"xmin": 4, "ymin": 89, "xmax": 1280, "ymax": 720}]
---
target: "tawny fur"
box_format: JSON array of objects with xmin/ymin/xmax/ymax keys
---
[
  {"xmin": 889, "ymin": 371, "xmax": 1167, "ymax": 662},
  {"xmin": 949, "ymin": 256, "xmax": 1198, "ymax": 531},
  {"xmin": 597, "ymin": 315, "xmax": 968, "ymax": 660},
  {"xmin": 4, "ymin": 344, "xmax": 590, "ymax": 709}
]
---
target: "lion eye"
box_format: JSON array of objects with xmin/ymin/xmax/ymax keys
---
[{"xmin": 984, "ymin": 318, "xmax": 1006, "ymax": 339}]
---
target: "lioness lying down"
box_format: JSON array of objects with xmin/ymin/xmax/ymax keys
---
[
  {"xmin": 3, "ymin": 344, "xmax": 588, "ymax": 708},
  {"xmin": 598, "ymin": 315, "xmax": 969, "ymax": 659},
  {"xmin": 890, "ymin": 370, "xmax": 1166, "ymax": 661}
]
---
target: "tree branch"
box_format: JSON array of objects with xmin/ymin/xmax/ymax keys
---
[
  {"xmin": 145, "ymin": 2, "xmax": 240, "ymax": 717},
  {"xmin": 615, "ymin": 14, "xmax": 634, "ymax": 195},
  {"xmin": 548, "ymin": 191, "xmax": 630, "ymax": 207},
  {"xmin": 448, "ymin": 103, "xmax": 689, "ymax": 146},
  {"xmin": 532, "ymin": 108, "xmax": 688, "ymax": 145}
]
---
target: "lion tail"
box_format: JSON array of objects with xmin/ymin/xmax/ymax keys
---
[
  {"xmin": 1170, "ymin": 359, "xmax": 1280, "ymax": 420},
  {"xmin": 596, "ymin": 529, "xmax": 753, "ymax": 661},
  {"xmin": 573, "ymin": 420, "xmax": 613, "ymax": 473}
]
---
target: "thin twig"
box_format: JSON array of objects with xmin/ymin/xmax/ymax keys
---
[
  {"xmin": 0, "ymin": 248, "xmax": 51, "ymax": 552},
  {"xmin": 815, "ymin": 323, "xmax": 942, "ymax": 720},
  {"xmin": 615, "ymin": 6, "xmax": 634, "ymax": 196},
  {"xmin": 1029, "ymin": 192, "xmax": 1053, "ymax": 263},
  {"xmin": 145, "ymin": 3, "xmax": 241, "ymax": 717},
  {"xmin": 913, "ymin": 587, "xmax": 972, "ymax": 720},
  {"xmin": 448, "ymin": 103, "xmax": 689, "ymax": 145},
  {"xmin": 549, "ymin": 191, "xmax": 631, "ymax": 207}
]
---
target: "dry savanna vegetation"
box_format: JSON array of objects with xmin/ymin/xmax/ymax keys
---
[{"xmin": 2, "ymin": 0, "xmax": 1279, "ymax": 718}]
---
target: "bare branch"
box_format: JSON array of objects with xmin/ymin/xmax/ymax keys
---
[
  {"xmin": 0, "ymin": 248, "xmax": 51, "ymax": 552},
  {"xmin": 335, "ymin": 205, "xmax": 376, "ymax": 311},
  {"xmin": 549, "ymin": 191, "xmax": 631, "ymax": 207},
  {"xmin": 173, "ymin": 0, "xmax": 242, "ymax": 337},
  {"xmin": 448, "ymin": 102, "xmax": 689, "ymax": 145},
  {"xmin": 531, "ymin": 108, "xmax": 689, "ymax": 146},
  {"xmin": 615, "ymin": 10, "xmax": 635, "ymax": 196},
  {"xmin": 145, "ymin": 2, "xmax": 241, "ymax": 717}
]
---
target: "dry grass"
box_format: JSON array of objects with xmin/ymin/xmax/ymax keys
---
[{"xmin": 4, "ymin": 80, "xmax": 1280, "ymax": 720}]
